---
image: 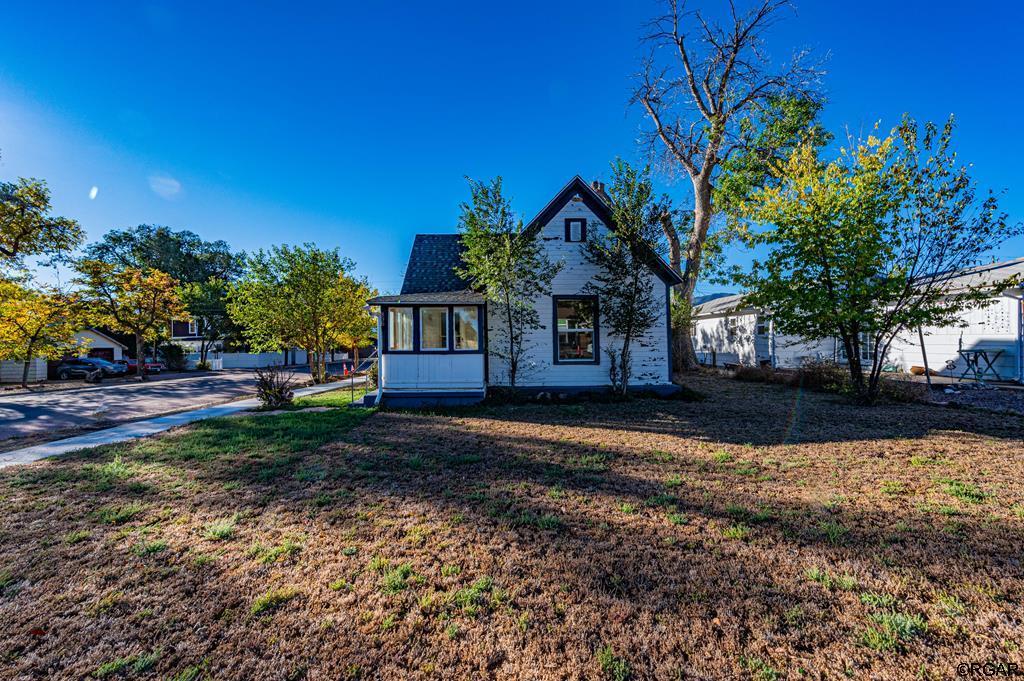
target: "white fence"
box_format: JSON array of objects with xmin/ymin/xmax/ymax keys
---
[{"xmin": 0, "ymin": 359, "xmax": 48, "ymax": 383}]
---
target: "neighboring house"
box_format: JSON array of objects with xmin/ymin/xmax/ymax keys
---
[
  {"xmin": 170, "ymin": 319, "xmax": 211, "ymax": 353},
  {"xmin": 74, "ymin": 328, "xmax": 127, "ymax": 362},
  {"xmin": 691, "ymin": 258, "xmax": 1024, "ymax": 383},
  {"xmin": 368, "ymin": 176, "xmax": 683, "ymax": 407}
]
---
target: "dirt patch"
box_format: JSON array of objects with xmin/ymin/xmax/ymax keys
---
[
  {"xmin": 925, "ymin": 383, "xmax": 1024, "ymax": 416},
  {"xmin": 0, "ymin": 376, "xmax": 1022, "ymax": 679}
]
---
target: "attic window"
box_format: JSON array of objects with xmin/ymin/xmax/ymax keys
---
[{"xmin": 565, "ymin": 218, "xmax": 586, "ymax": 243}]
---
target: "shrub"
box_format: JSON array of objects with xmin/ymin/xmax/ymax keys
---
[
  {"xmin": 733, "ymin": 359, "xmax": 928, "ymax": 403},
  {"xmin": 254, "ymin": 365, "xmax": 296, "ymax": 408},
  {"xmin": 159, "ymin": 343, "xmax": 189, "ymax": 372},
  {"xmin": 195, "ymin": 360, "xmax": 212, "ymax": 371},
  {"xmin": 366, "ymin": 360, "xmax": 378, "ymax": 388}
]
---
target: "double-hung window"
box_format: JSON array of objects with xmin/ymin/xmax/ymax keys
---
[
  {"xmin": 419, "ymin": 307, "xmax": 448, "ymax": 351},
  {"xmin": 453, "ymin": 306, "xmax": 479, "ymax": 351},
  {"xmin": 555, "ymin": 297, "xmax": 598, "ymax": 363},
  {"xmin": 388, "ymin": 307, "xmax": 414, "ymax": 351},
  {"xmin": 564, "ymin": 218, "xmax": 586, "ymax": 243}
]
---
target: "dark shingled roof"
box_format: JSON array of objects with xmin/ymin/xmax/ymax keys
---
[
  {"xmin": 368, "ymin": 290, "xmax": 485, "ymax": 305},
  {"xmin": 399, "ymin": 234, "xmax": 472, "ymax": 294}
]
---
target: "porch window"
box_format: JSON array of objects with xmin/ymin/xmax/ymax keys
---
[
  {"xmin": 188, "ymin": 319, "xmax": 199, "ymax": 335},
  {"xmin": 555, "ymin": 297, "xmax": 597, "ymax": 362},
  {"xmin": 454, "ymin": 306, "xmax": 479, "ymax": 351},
  {"xmin": 420, "ymin": 307, "xmax": 448, "ymax": 351},
  {"xmin": 388, "ymin": 307, "xmax": 413, "ymax": 351}
]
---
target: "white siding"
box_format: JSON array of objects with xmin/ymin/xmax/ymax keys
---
[
  {"xmin": 488, "ymin": 199, "xmax": 671, "ymax": 387},
  {"xmin": 73, "ymin": 330, "xmax": 124, "ymax": 360},
  {"xmin": 887, "ymin": 296, "xmax": 1022, "ymax": 381},
  {"xmin": 382, "ymin": 353, "xmax": 485, "ymax": 392},
  {"xmin": 0, "ymin": 359, "xmax": 47, "ymax": 383},
  {"xmin": 692, "ymin": 312, "xmax": 759, "ymax": 366}
]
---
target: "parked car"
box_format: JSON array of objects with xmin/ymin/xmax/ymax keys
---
[
  {"xmin": 116, "ymin": 358, "xmax": 165, "ymax": 375},
  {"xmin": 55, "ymin": 358, "xmax": 127, "ymax": 380}
]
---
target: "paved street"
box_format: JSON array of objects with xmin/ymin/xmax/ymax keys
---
[{"xmin": 0, "ymin": 371, "xmax": 264, "ymax": 441}]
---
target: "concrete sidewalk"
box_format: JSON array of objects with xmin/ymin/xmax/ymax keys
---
[{"xmin": 0, "ymin": 379, "xmax": 368, "ymax": 469}]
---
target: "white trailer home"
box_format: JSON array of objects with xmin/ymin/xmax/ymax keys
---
[{"xmin": 691, "ymin": 258, "xmax": 1024, "ymax": 383}]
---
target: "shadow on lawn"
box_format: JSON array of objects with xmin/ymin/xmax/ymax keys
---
[{"xmin": 3, "ymin": 384, "xmax": 1023, "ymax": 679}]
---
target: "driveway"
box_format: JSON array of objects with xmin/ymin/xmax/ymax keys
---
[{"xmin": 0, "ymin": 371, "xmax": 265, "ymax": 443}]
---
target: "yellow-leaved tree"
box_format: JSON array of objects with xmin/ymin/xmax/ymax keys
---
[
  {"xmin": 0, "ymin": 280, "xmax": 88, "ymax": 387},
  {"xmin": 74, "ymin": 260, "xmax": 186, "ymax": 379}
]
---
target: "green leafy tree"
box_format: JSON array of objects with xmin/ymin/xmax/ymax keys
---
[
  {"xmin": 0, "ymin": 178, "xmax": 83, "ymax": 268},
  {"xmin": 581, "ymin": 161, "xmax": 663, "ymax": 395},
  {"xmin": 735, "ymin": 115, "xmax": 1020, "ymax": 403},
  {"xmin": 179, "ymin": 278, "xmax": 238, "ymax": 365},
  {"xmin": 0, "ymin": 281, "xmax": 87, "ymax": 387},
  {"xmin": 82, "ymin": 225, "xmax": 243, "ymax": 283},
  {"xmin": 456, "ymin": 177, "xmax": 562, "ymax": 387},
  {"xmin": 74, "ymin": 260, "xmax": 187, "ymax": 380},
  {"xmin": 227, "ymin": 244, "xmax": 372, "ymax": 383},
  {"xmin": 634, "ymin": 0, "xmax": 822, "ymax": 370}
]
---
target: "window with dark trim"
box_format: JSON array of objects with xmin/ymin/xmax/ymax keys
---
[
  {"xmin": 554, "ymin": 296, "xmax": 598, "ymax": 363},
  {"xmin": 388, "ymin": 307, "xmax": 414, "ymax": 351},
  {"xmin": 453, "ymin": 306, "xmax": 479, "ymax": 351},
  {"xmin": 564, "ymin": 218, "xmax": 586, "ymax": 243},
  {"xmin": 419, "ymin": 307, "xmax": 448, "ymax": 351}
]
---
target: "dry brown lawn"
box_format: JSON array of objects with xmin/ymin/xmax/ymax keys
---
[{"xmin": 1, "ymin": 376, "xmax": 1022, "ymax": 680}]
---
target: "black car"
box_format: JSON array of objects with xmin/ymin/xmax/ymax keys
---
[{"xmin": 55, "ymin": 358, "xmax": 128, "ymax": 380}]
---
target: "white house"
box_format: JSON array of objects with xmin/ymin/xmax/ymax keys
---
[
  {"xmin": 691, "ymin": 258, "xmax": 1024, "ymax": 384},
  {"xmin": 74, "ymin": 328, "xmax": 127, "ymax": 361},
  {"xmin": 368, "ymin": 176, "xmax": 683, "ymax": 407}
]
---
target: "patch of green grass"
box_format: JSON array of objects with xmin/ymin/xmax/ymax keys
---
[
  {"xmin": 292, "ymin": 387, "xmax": 369, "ymax": 409},
  {"xmin": 380, "ymin": 614, "xmax": 397, "ymax": 631},
  {"xmin": 644, "ymin": 493, "xmax": 677, "ymax": 508},
  {"xmin": 712, "ymin": 450, "xmax": 733, "ymax": 464},
  {"xmin": 722, "ymin": 523, "xmax": 751, "ymax": 540},
  {"xmin": 509, "ymin": 509, "xmax": 564, "ymax": 531},
  {"xmin": 805, "ymin": 567, "xmax": 856, "ymax": 591},
  {"xmin": 445, "ymin": 623, "xmax": 460, "ymax": 639},
  {"xmin": 96, "ymin": 502, "xmax": 146, "ymax": 525},
  {"xmin": 818, "ymin": 519, "xmax": 848, "ymax": 545},
  {"xmin": 664, "ymin": 474, "xmax": 683, "ymax": 488},
  {"xmin": 740, "ymin": 655, "xmax": 779, "ymax": 681},
  {"xmin": 131, "ymin": 539, "xmax": 168, "ymax": 556},
  {"xmin": 619, "ymin": 503, "xmax": 637, "ymax": 515},
  {"xmin": 342, "ymin": 546, "xmax": 358, "ymax": 556},
  {"xmin": 441, "ymin": 564, "xmax": 461, "ymax": 577},
  {"xmin": 909, "ymin": 455, "xmax": 941, "ymax": 467},
  {"xmin": 0, "ymin": 570, "xmax": 14, "ymax": 595},
  {"xmin": 451, "ymin": 576, "xmax": 494, "ymax": 617},
  {"xmin": 248, "ymin": 536, "xmax": 303, "ymax": 564},
  {"xmin": 380, "ymin": 563, "xmax": 418, "ymax": 594},
  {"xmin": 861, "ymin": 594, "xmax": 899, "ymax": 612},
  {"xmin": 64, "ymin": 529, "xmax": 91, "ymax": 545},
  {"xmin": 328, "ymin": 579, "xmax": 351, "ymax": 592},
  {"xmin": 203, "ymin": 515, "xmax": 238, "ymax": 541},
  {"xmin": 939, "ymin": 478, "xmax": 988, "ymax": 504},
  {"xmin": 167, "ymin": 665, "xmax": 204, "ymax": 681},
  {"xmin": 547, "ymin": 485, "xmax": 565, "ymax": 499},
  {"xmin": 935, "ymin": 591, "xmax": 966, "ymax": 617},
  {"xmin": 596, "ymin": 645, "xmax": 631, "ymax": 681},
  {"xmin": 667, "ymin": 512, "xmax": 687, "ymax": 526},
  {"xmin": 649, "ymin": 449, "xmax": 673, "ymax": 463},
  {"xmin": 860, "ymin": 611, "xmax": 927, "ymax": 652},
  {"xmin": 880, "ymin": 481, "xmax": 905, "ymax": 496},
  {"xmin": 94, "ymin": 649, "xmax": 160, "ymax": 677},
  {"xmin": 250, "ymin": 587, "xmax": 299, "ymax": 616}
]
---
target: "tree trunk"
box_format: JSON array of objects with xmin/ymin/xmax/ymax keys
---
[
  {"xmin": 677, "ymin": 175, "xmax": 714, "ymax": 371},
  {"xmin": 21, "ymin": 357, "xmax": 31, "ymax": 389},
  {"xmin": 136, "ymin": 332, "xmax": 148, "ymax": 380},
  {"xmin": 505, "ymin": 294, "xmax": 517, "ymax": 388},
  {"xmin": 353, "ymin": 345, "xmax": 360, "ymax": 370}
]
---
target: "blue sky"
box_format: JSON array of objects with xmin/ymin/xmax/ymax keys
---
[{"xmin": 1, "ymin": 1, "xmax": 1021, "ymax": 297}]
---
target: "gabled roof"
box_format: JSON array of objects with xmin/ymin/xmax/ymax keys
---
[
  {"xmin": 523, "ymin": 176, "xmax": 683, "ymax": 286},
  {"xmin": 369, "ymin": 176, "xmax": 684, "ymax": 307},
  {"xmin": 79, "ymin": 328, "xmax": 129, "ymax": 349},
  {"xmin": 922, "ymin": 257, "xmax": 1024, "ymax": 293},
  {"xmin": 400, "ymin": 234, "xmax": 473, "ymax": 294}
]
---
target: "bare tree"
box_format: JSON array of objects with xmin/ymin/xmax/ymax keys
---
[{"xmin": 634, "ymin": 0, "xmax": 821, "ymax": 369}]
